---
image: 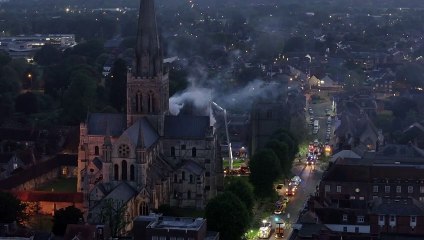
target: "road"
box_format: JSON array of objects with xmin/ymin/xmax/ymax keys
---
[
  {"xmin": 264, "ymin": 162, "xmax": 323, "ymax": 240},
  {"xmin": 259, "ymin": 92, "xmax": 332, "ymax": 240}
]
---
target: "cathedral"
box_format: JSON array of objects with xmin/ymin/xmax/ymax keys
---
[{"xmin": 76, "ymin": 0, "xmax": 223, "ymax": 222}]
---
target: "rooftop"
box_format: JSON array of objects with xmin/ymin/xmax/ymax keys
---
[{"xmin": 147, "ymin": 216, "xmax": 205, "ymax": 231}]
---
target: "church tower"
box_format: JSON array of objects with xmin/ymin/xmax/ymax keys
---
[{"xmin": 127, "ymin": 0, "xmax": 169, "ymax": 135}]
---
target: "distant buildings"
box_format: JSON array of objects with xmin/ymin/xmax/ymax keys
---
[{"xmin": 294, "ymin": 144, "xmax": 424, "ymax": 239}]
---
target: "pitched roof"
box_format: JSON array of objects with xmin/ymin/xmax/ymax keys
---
[
  {"xmin": 0, "ymin": 154, "xmax": 77, "ymax": 190},
  {"xmin": 91, "ymin": 182, "xmax": 137, "ymax": 213},
  {"xmin": 164, "ymin": 115, "xmax": 210, "ymax": 139},
  {"xmin": 92, "ymin": 157, "xmax": 103, "ymax": 170},
  {"xmin": 87, "ymin": 113, "xmax": 126, "ymax": 137},
  {"xmin": 64, "ymin": 224, "xmax": 97, "ymax": 240},
  {"xmin": 180, "ymin": 160, "xmax": 204, "ymax": 176},
  {"xmin": 122, "ymin": 118, "xmax": 159, "ymax": 148},
  {"xmin": 330, "ymin": 150, "xmax": 361, "ymax": 162},
  {"xmin": 371, "ymin": 198, "xmax": 424, "ymax": 216}
]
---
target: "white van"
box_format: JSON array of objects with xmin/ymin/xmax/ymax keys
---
[{"xmin": 313, "ymin": 120, "xmax": 319, "ymax": 129}]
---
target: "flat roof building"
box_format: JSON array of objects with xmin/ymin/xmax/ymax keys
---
[{"xmin": 133, "ymin": 214, "xmax": 219, "ymax": 240}]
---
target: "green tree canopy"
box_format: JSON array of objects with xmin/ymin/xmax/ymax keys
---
[
  {"xmin": 249, "ymin": 149, "xmax": 281, "ymax": 197},
  {"xmin": 107, "ymin": 59, "xmax": 127, "ymax": 112},
  {"xmin": 265, "ymin": 140, "xmax": 291, "ymax": 176},
  {"xmin": 52, "ymin": 205, "xmax": 83, "ymax": 236},
  {"xmin": 205, "ymin": 192, "xmax": 250, "ymax": 240},
  {"xmin": 0, "ymin": 192, "xmax": 27, "ymax": 224},
  {"xmin": 98, "ymin": 199, "xmax": 128, "ymax": 238},
  {"xmin": 271, "ymin": 129, "xmax": 299, "ymax": 161},
  {"xmin": 61, "ymin": 69, "xmax": 97, "ymax": 124},
  {"xmin": 15, "ymin": 92, "xmax": 39, "ymax": 115},
  {"xmin": 225, "ymin": 177, "xmax": 255, "ymax": 214},
  {"xmin": 169, "ymin": 68, "xmax": 189, "ymax": 96},
  {"xmin": 34, "ymin": 44, "xmax": 63, "ymax": 66}
]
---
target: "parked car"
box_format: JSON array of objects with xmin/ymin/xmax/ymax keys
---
[
  {"xmin": 291, "ymin": 176, "xmax": 302, "ymax": 184},
  {"xmin": 275, "ymin": 183, "xmax": 285, "ymax": 195},
  {"xmin": 286, "ymin": 186, "xmax": 297, "ymax": 196}
]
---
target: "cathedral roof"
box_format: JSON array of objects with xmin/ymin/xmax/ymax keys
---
[
  {"xmin": 123, "ymin": 118, "xmax": 159, "ymax": 148},
  {"xmin": 180, "ymin": 160, "xmax": 204, "ymax": 176},
  {"xmin": 90, "ymin": 182, "xmax": 137, "ymax": 212},
  {"xmin": 87, "ymin": 113, "xmax": 126, "ymax": 136},
  {"xmin": 164, "ymin": 115, "xmax": 210, "ymax": 139}
]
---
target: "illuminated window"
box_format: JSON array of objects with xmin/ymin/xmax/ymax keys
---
[{"xmin": 62, "ymin": 167, "xmax": 68, "ymax": 175}]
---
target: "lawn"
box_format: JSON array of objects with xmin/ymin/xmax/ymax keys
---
[
  {"xmin": 36, "ymin": 177, "xmax": 77, "ymax": 192},
  {"xmin": 222, "ymin": 158, "xmax": 247, "ymax": 169}
]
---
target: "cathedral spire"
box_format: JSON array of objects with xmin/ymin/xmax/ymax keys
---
[{"xmin": 135, "ymin": 0, "xmax": 162, "ymax": 78}]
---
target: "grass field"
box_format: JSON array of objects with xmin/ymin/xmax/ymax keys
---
[
  {"xmin": 222, "ymin": 158, "xmax": 247, "ymax": 168},
  {"xmin": 36, "ymin": 177, "xmax": 77, "ymax": 192}
]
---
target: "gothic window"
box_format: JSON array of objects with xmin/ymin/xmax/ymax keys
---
[
  {"xmin": 118, "ymin": 144, "xmax": 130, "ymax": 158},
  {"xmin": 122, "ymin": 160, "xmax": 128, "ymax": 181},
  {"xmin": 114, "ymin": 164, "xmax": 119, "ymax": 180},
  {"xmin": 130, "ymin": 164, "xmax": 135, "ymax": 181},
  {"xmin": 182, "ymin": 171, "xmax": 185, "ymax": 181},
  {"xmin": 136, "ymin": 91, "xmax": 142, "ymax": 113},
  {"xmin": 192, "ymin": 147, "xmax": 197, "ymax": 157},
  {"xmin": 187, "ymin": 190, "xmax": 191, "ymax": 199},
  {"xmin": 174, "ymin": 174, "xmax": 177, "ymax": 183},
  {"xmin": 171, "ymin": 147, "xmax": 175, "ymax": 157},
  {"xmin": 148, "ymin": 91, "xmax": 155, "ymax": 113},
  {"xmin": 190, "ymin": 175, "xmax": 193, "ymax": 183},
  {"xmin": 94, "ymin": 146, "xmax": 99, "ymax": 155},
  {"xmin": 139, "ymin": 202, "xmax": 149, "ymax": 216},
  {"xmin": 267, "ymin": 110, "xmax": 273, "ymax": 119}
]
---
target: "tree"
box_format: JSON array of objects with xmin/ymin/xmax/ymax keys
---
[
  {"xmin": 283, "ymin": 36, "xmax": 305, "ymax": 53},
  {"xmin": 61, "ymin": 69, "xmax": 97, "ymax": 124},
  {"xmin": 169, "ymin": 68, "xmax": 188, "ymax": 96},
  {"xmin": 34, "ymin": 44, "xmax": 63, "ymax": 66},
  {"xmin": 52, "ymin": 205, "xmax": 83, "ymax": 236},
  {"xmin": 225, "ymin": 177, "xmax": 255, "ymax": 214},
  {"xmin": 249, "ymin": 149, "xmax": 281, "ymax": 197},
  {"xmin": 108, "ymin": 59, "xmax": 127, "ymax": 112},
  {"xmin": 0, "ymin": 192, "xmax": 27, "ymax": 224},
  {"xmin": 15, "ymin": 92, "xmax": 39, "ymax": 115},
  {"xmin": 98, "ymin": 199, "xmax": 129, "ymax": 238},
  {"xmin": 205, "ymin": 192, "xmax": 250, "ymax": 240},
  {"xmin": 272, "ymin": 129, "xmax": 299, "ymax": 161},
  {"xmin": 265, "ymin": 140, "xmax": 291, "ymax": 176}
]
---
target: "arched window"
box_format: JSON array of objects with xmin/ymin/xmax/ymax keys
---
[
  {"xmin": 192, "ymin": 147, "xmax": 197, "ymax": 157},
  {"xmin": 171, "ymin": 147, "xmax": 175, "ymax": 157},
  {"xmin": 190, "ymin": 175, "xmax": 193, "ymax": 183},
  {"xmin": 187, "ymin": 190, "xmax": 191, "ymax": 199},
  {"xmin": 148, "ymin": 91, "xmax": 154, "ymax": 113},
  {"xmin": 139, "ymin": 202, "xmax": 149, "ymax": 216},
  {"xmin": 174, "ymin": 174, "xmax": 177, "ymax": 183},
  {"xmin": 94, "ymin": 146, "xmax": 99, "ymax": 155},
  {"xmin": 121, "ymin": 160, "xmax": 127, "ymax": 180},
  {"xmin": 182, "ymin": 171, "xmax": 185, "ymax": 181},
  {"xmin": 136, "ymin": 91, "xmax": 142, "ymax": 113},
  {"xmin": 130, "ymin": 164, "xmax": 135, "ymax": 181},
  {"xmin": 114, "ymin": 164, "xmax": 119, "ymax": 180}
]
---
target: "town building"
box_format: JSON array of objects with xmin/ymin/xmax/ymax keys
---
[
  {"xmin": 133, "ymin": 214, "xmax": 219, "ymax": 240},
  {"xmin": 77, "ymin": 0, "xmax": 223, "ymax": 226}
]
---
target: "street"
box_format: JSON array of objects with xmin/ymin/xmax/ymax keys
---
[{"xmin": 258, "ymin": 91, "xmax": 332, "ymax": 240}]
